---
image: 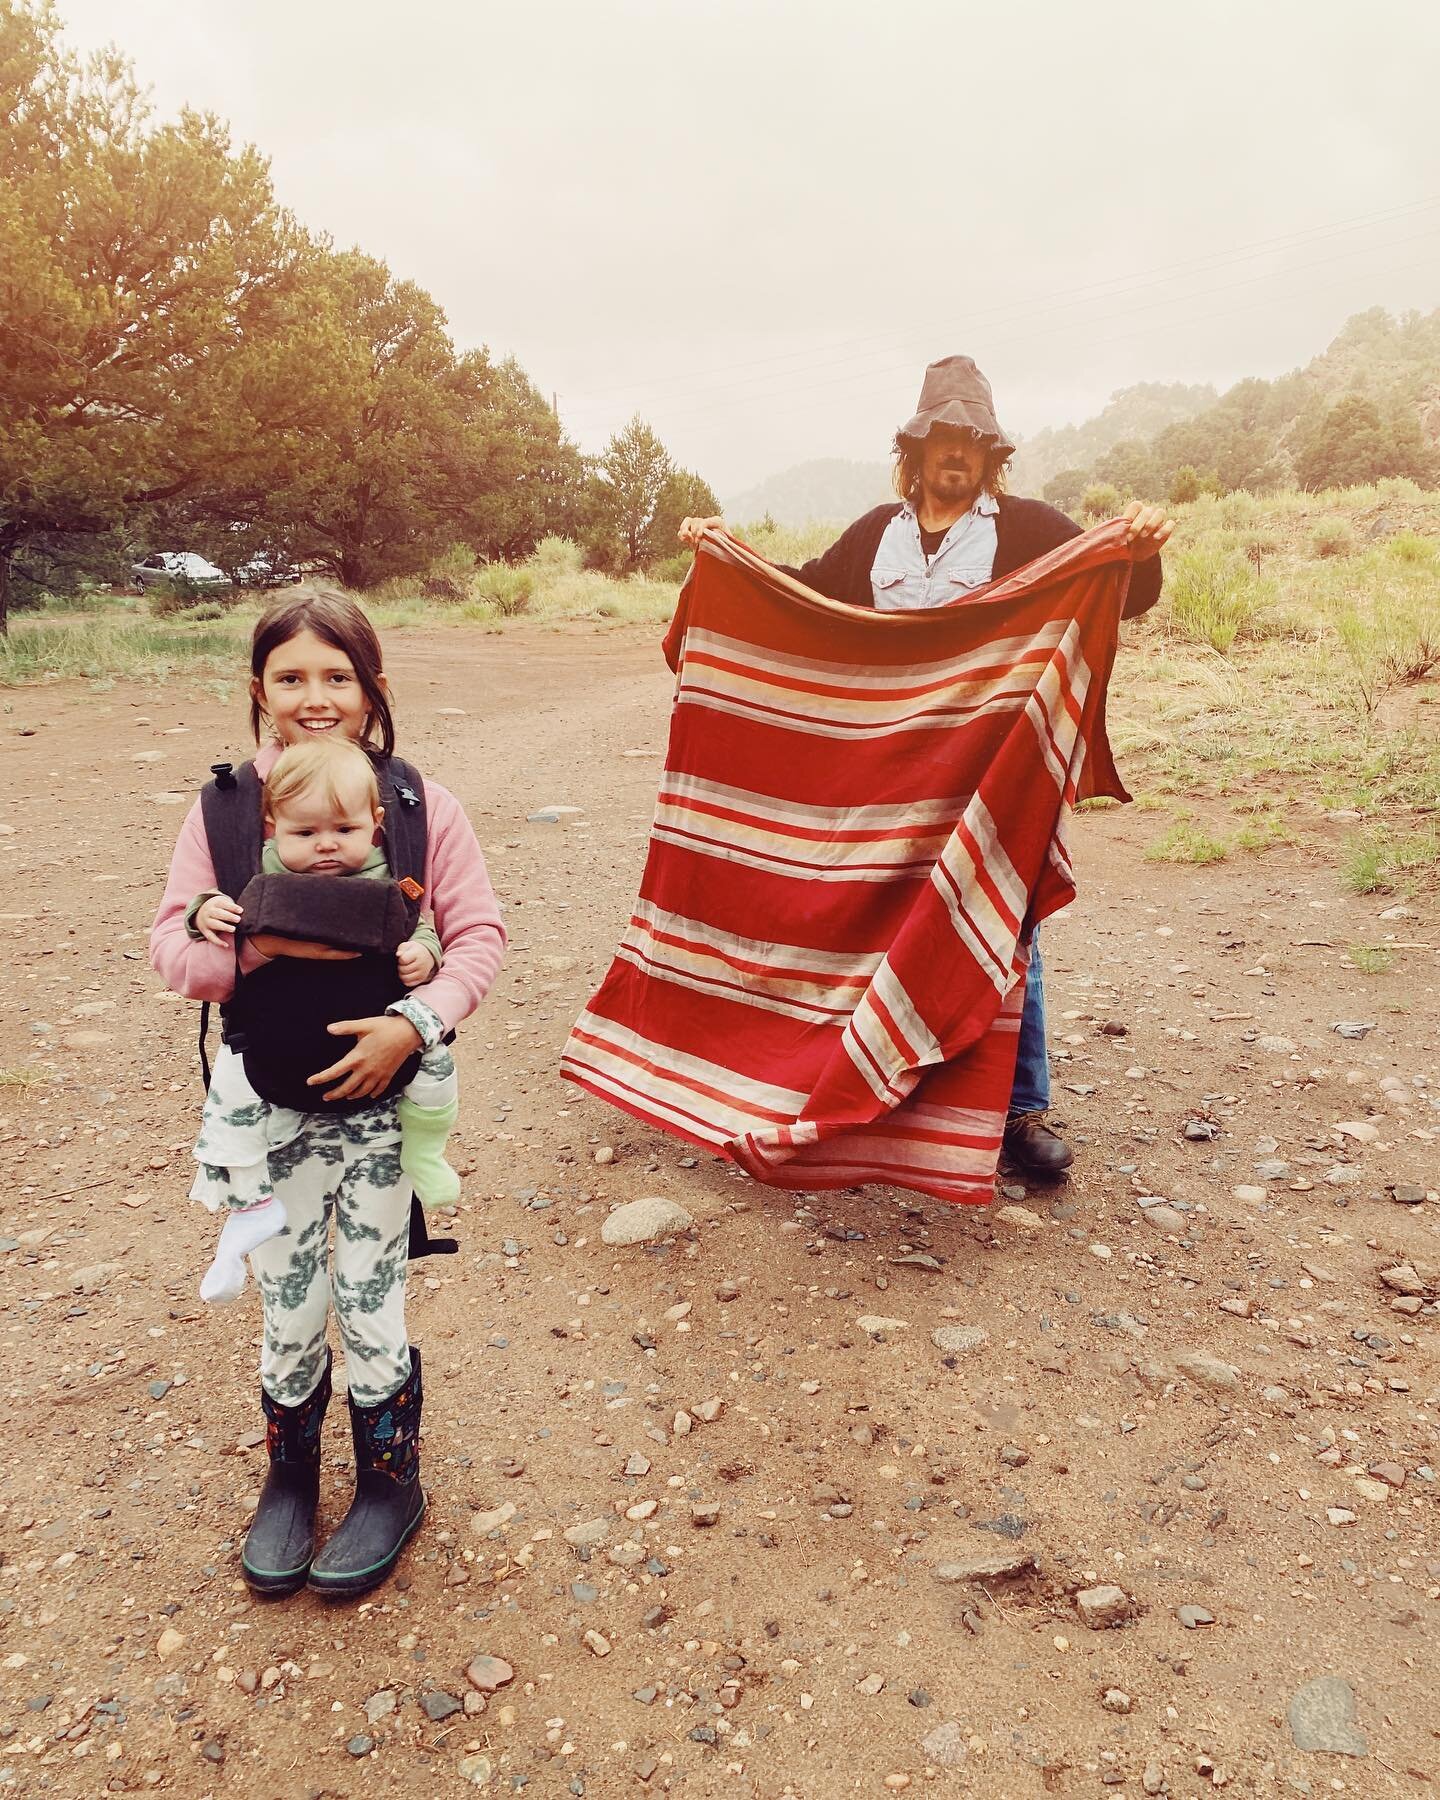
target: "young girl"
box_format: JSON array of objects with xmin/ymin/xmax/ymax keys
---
[
  {"xmin": 150, "ymin": 591, "xmax": 505, "ymax": 1599},
  {"xmin": 189, "ymin": 735, "xmax": 462, "ymax": 1304}
]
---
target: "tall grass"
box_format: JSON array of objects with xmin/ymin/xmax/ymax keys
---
[
  {"xmin": 1, "ymin": 617, "xmax": 250, "ymax": 684},
  {"xmin": 1160, "ymin": 548, "xmax": 1277, "ymax": 653}
]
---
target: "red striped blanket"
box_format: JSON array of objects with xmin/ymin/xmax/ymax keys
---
[{"xmin": 561, "ymin": 521, "xmax": 1139, "ymax": 1204}]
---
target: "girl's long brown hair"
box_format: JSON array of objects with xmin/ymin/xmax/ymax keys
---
[{"xmin": 249, "ymin": 588, "xmax": 396, "ymax": 759}]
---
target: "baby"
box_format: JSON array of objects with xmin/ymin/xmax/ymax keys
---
[{"xmin": 187, "ymin": 738, "xmax": 460, "ymax": 1302}]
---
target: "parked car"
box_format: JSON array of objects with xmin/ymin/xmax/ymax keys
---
[
  {"xmin": 131, "ymin": 551, "xmax": 230, "ymax": 593},
  {"xmin": 231, "ymin": 551, "xmax": 303, "ymax": 588}
]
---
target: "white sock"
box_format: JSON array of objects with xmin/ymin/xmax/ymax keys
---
[{"xmin": 200, "ymin": 1198, "xmax": 287, "ymax": 1304}]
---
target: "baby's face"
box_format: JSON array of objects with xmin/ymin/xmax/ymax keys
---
[{"xmin": 268, "ymin": 783, "xmax": 381, "ymax": 874}]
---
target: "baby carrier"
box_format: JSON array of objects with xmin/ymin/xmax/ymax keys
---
[{"xmin": 197, "ymin": 754, "xmax": 455, "ymax": 1258}]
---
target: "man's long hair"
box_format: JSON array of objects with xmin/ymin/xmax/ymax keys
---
[{"xmin": 892, "ymin": 433, "xmax": 1012, "ymax": 504}]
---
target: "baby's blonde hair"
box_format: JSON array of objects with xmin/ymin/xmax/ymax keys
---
[{"xmin": 263, "ymin": 737, "xmax": 379, "ymax": 821}]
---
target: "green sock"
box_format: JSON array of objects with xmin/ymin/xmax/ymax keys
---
[{"xmin": 397, "ymin": 1097, "xmax": 461, "ymax": 1211}]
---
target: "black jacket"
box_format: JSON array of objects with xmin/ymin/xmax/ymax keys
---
[{"xmin": 777, "ymin": 496, "xmax": 1162, "ymax": 618}]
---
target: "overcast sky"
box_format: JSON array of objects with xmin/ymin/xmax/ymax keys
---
[{"xmin": 53, "ymin": 0, "xmax": 1440, "ymax": 495}]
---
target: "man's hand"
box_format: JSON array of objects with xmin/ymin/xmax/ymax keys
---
[
  {"xmin": 1119, "ymin": 501, "xmax": 1175, "ymax": 559},
  {"xmin": 308, "ymin": 1014, "xmax": 423, "ymax": 1102},
  {"xmin": 397, "ymin": 942, "xmax": 437, "ymax": 987},
  {"xmin": 194, "ymin": 893, "xmax": 243, "ymax": 947},
  {"xmin": 677, "ymin": 515, "xmax": 727, "ymax": 548},
  {"xmin": 247, "ymin": 932, "xmax": 361, "ymax": 962}
]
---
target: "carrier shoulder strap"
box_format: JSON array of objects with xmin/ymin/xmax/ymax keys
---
[
  {"xmin": 376, "ymin": 754, "xmax": 429, "ymax": 893},
  {"xmin": 200, "ymin": 759, "xmax": 265, "ymax": 907}
]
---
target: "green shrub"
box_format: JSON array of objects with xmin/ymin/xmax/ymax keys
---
[
  {"xmin": 146, "ymin": 575, "xmax": 211, "ymax": 617},
  {"xmin": 177, "ymin": 600, "xmax": 227, "ymax": 622},
  {"xmin": 1168, "ymin": 465, "xmax": 1202, "ymax": 505},
  {"xmin": 419, "ymin": 543, "xmax": 478, "ymax": 602},
  {"xmin": 473, "ymin": 563, "xmax": 534, "ymax": 616},
  {"xmin": 649, "ymin": 551, "xmax": 694, "ymax": 584},
  {"xmin": 1311, "ymin": 519, "xmax": 1356, "ymax": 559},
  {"xmin": 1162, "ymin": 548, "xmax": 1275, "ymax": 653},
  {"xmin": 1144, "ymin": 820, "xmax": 1229, "ymax": 864},
  {"xmin": 527, "ymin": 536, "xmax": 584, "ymax": 579},
  {"xmin": 1080, "ymin": 483, "xmax": 1122, "ymax": 521},
  {"xmin": 1387, "ymin": 530, "xmax": 1437, "ymax": 566}
]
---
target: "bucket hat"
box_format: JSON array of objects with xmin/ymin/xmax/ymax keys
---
[{"xmin": 898, "ymin": 355, "xmax": 1013, "ymax": 453}]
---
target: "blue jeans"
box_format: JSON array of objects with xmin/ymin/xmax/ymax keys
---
[{"xmin": 1009, "ymin": 931, "xmax": 1051, "ymax": 1115}]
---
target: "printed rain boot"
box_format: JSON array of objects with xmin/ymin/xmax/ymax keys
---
[
  {"xmin": 396, "ymin": 1097, "xmax": 461, "ymax": 1210},
  {"xmin": 308, "ymin": 1347, "xmax": 426, "ymax": 1599},
  {"xmin": 241, "ymin": 1348, "xmax": 331, "ymax": 1596}
]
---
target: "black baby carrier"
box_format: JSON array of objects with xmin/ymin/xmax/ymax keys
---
[{"xmin": 197, "ymin": 754, "xmax": 455, "ymax": 1258}]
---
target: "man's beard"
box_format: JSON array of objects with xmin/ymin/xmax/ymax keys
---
[{"xmin": 923, "ymin": 464, "xmax": 981, "ymax": 508}]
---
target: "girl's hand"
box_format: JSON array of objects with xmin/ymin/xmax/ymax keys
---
[
  {"xmin": 396, "ymin": 942, "xmax": 438, "ymax": 987},
  {"xmin": 677, "ymin": 515, "xmax": 727, "ymax": 548},
  {"xmin": 1119, "ymin": 501, "xmax": 1175, "ymax": 558},
  {"xmin": 309, "ymin": 1014, "xmax": 422, "ymax": 1102},
  {"xmin": 195, "ymin": 893, "xmax": 243, "ymax": 947},
  {"xmin": 248, "ymin": 932, "xmax": 362, "ymax": 962}
]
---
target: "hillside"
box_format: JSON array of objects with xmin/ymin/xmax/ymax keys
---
[
  {"xmin": 1048, "ymin": 306, "xmax": 1440, "ymax": 506},
  {"xmin": 726, "ymin": 457, "xmax": 893, "ymax": 527},
  {"xmin": 1008, "ymin": 380, "xmax": 1218, "ymax": 495}
]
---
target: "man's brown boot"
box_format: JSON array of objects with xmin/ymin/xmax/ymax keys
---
[{"xmin": 1002, "ymin": 1109, "xmax": 1074, "ymax": 1176}]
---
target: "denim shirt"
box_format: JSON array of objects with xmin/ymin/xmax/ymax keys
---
[{"xmin": 868, "ymin": 493, "xmax": 999, "ymax": 611}]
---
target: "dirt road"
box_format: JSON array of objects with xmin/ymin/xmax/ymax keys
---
[{"xmin": 1, "ymin": 623, "xmax": 1436, "ymax": 1798}]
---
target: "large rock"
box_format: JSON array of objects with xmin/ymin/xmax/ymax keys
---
[
  {"xmin": 921, "ymin": 1721, "xmax": 968, "ymax": 1767},
  {"xmin": 1174, "ymin": 1348, "xmax": 1240, "ymax": 1390},
  {"xmin": 935, "ymin": 1546, "xmax": 1037, "ymax": 1583},
  {"xmin": 600, "ymin": 1197, "xmax": 694, "ymax": 1246},
  {"xmin": 932, "ymin": 1325, "xmax": 989, "ymax": 1355},
  {"xmin": 1287, "ymin": 1677, "xmax": 1367, "ymax": 1757},
  {"xmin": 1074, "ymin": 1584, "xmax": 1132, "ymax": 1629}
]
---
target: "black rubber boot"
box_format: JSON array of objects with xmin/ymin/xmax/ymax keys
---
[
  {"xmin": 241, "ymin": 1348, "xmax": 331, "ymax": 1596},
  {"xmin": 308, "ymin": 1347, "xmax": 426, "ymax": 1599}
]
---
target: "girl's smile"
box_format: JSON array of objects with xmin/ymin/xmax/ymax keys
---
[{"xmin": 254, "ymin": 629, "xmax": 386, "ymax": 747}]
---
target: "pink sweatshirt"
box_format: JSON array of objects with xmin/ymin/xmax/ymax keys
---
[{"xmin": 149, "ymin": 742, "xmax": 506, "ymax": 1036}]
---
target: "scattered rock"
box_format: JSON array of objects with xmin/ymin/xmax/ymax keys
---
[
  {"xmin": 593, "ymin": 1146, "xmax": 616, "ymax": 1166},
  {"xmin": 470, "ymin": 1501, "xmax": 517, "ymax": 1536},
  {"xmin": 1330, "ymin": 1020, "xmax": 1375, "ymax": 1040},
  {"xmin": 363, "ymin": 1690, "xmax": 397, "ymax": 1723},
  {"xmin": 1379, "ymin": 1264, "xmax": 1427, "ymax": 1297},
  {"xmin": 457, "ymin": 1751, "xmax": 495, "ymax": 1785},
  {"xmin": 1176, "ymin": 1604, "xmax": 1215, "ymax": 1628},
  {"xmin": 1102, "ymin": 1689, "xmax": 1133, "ymax": 1714},
  {"xmin": 1334, "ymin": 1119, "xmax": 1380, "ymax": 1144},
  {"xmin": 1287, "ymin": 1676, "xmax": 1368, "ymax": 1757},
  {"xmin": 464, "ymin": 1655, "xmax": 514, "ymax": 1694},
  {"xmin": 995, "ymin": 1204, "xmax": 1045, "ymax": 1231},
  {"xmin": 1074, "ymin": 1584, "xmax": 1132, "ymax": 1629},
  {"xmin": 935, "ymin": 1547, "xmax": 1037, "ymax": 1584},
  {"xmin": 1256, "ymin": 1034, "xmax": 1297, "ymax": 1054},
  {"xmin": 858, "ymin": 1315, "xmax": 909, "ymax": 1336},
  {"xmin": 583, "ymin": 1629, "xmax": 612, "ymax": 1657},
  {"xmin": 421, "ymin": 1690, "xmax": 462, "ymax": 1722},
  {"xmin": 156, "ymin": 1627, "xmax": 186, "ymax": 1660},
  {"xmin": 1173, "ymin": 1349, "xmax": 1240, "ymax": 1391},
  {"xmin": 346, "ymin": 1736, "xmax": 374, "ymax": 1758},
  {"xmin": 563, "ymin": 1517, "xmax": 610, "ymax": 1548},
  {"xmin": 920, "ymin": 1721, "xmax": 968, "ymax": 1767},
  {"xmin": 1140, "ymin": 1203, "xmax": 1188, "ymax": 1235},
  {"xmin": 600, "ymin": 1196, "xmax": 694, "ymax": 1245},
  {"xmin": 931, "ymin": 1324, "xmax": 989, "ymax": 1355}
]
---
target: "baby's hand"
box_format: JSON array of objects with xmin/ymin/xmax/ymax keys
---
[
  {"xmin": 397, "ymin": 941, "xmax": 437, "ymax": 988},
  {"xmin": 195, "ymin": 893, "xmax": 243, "ymax": 947}
]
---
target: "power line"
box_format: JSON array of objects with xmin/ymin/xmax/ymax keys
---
[
  {"xmin": 559, "ymin": 193, "xmax": 1440, "ymax": 409},
  {"xmin": 561, "ymin": 226, "xmax": 1439, "ymax": 436}
]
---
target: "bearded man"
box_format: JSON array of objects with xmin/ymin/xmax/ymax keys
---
[{"xmin": 679, "ymin": 354, "xmax": 1173, "ymax": 1177}]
